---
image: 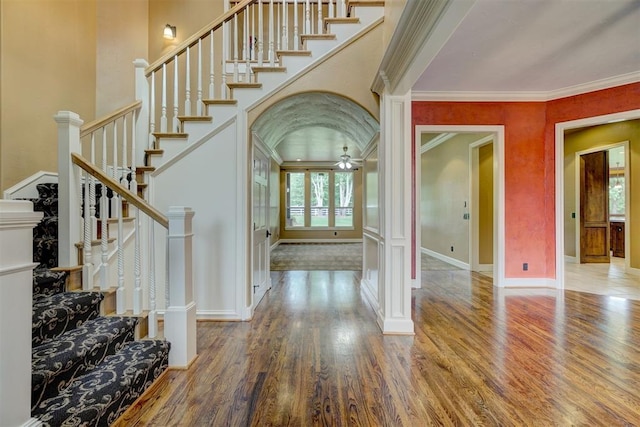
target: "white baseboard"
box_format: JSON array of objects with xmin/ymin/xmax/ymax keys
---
[
  {"xmin": 194, "ymin": 310, "xmax": 243, "ymax": 321},
  {"xmin": 564, "ymin": 255, "xmax": 577, "ymax": 263},
  {"xmin": 500, "ymin": 278, "xmax": 558, "ymax": 288},
  {"xmin": 421, "ymin": 247, "xmax": 470, "ymax": 270},
  {"xmin": 476, "ymin": 263, "xmax": 493, "ymax": 272},
  {"xmin": 627, "ymin": 266, "xmax": 640, "ymax": 276},
  {"xmin": 270, "ymin": 240, "xmax": 281, "ymax": 251},
  {"xmin": 278, "ymin": 238, "xmax": 363, "ymax": 244}
]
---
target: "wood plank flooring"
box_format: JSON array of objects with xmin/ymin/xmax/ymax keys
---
[{"xmin": 118, "ymin": 268, "xmax": 640, "ymax": 426}]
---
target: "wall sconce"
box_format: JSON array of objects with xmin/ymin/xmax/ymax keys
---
[{"xmin": 163, "ymin": 24, "xmax": 176, "ymax": 40}]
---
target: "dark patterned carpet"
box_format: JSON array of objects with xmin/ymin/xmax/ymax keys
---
[{"xmin": 271, "ymin": 243, "xmax": 362, "ymax": 271}]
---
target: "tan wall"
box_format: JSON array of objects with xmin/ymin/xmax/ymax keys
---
[
  {"xmin": 0, "ymin": 0, "xmax": 97, "ymax": 192},
  {"xmin": 148, "ymin": 0, "xmax": 225, "ymax": 62},
  {"xmin": 564, "ymin": 119, "xmax": 640, "ymax": 269},
  {"xmin": 97, "ymin": 0, "xmax": 149, "ymax": 116},
  {"xmin": 248, "ymin": 21, "xmax": 382, "ymax": 123},
  {"xmin": 382, "ymin": 0, "xmax": 407, "ymax": 50},
  {"xmin": 478, "ymin": 143, "xmax": 493, "ymax": 264},
  {"xmin": 279, "ymin": 167, "xmax": 363, "ymax": 240},
  {"xmin": 421, "ymin": 134, "xmax": 481, "ymax": 263}
]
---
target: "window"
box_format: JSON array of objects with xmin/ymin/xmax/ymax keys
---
[
  {"xmin": 334, "ymin": 172, "xmax": 353, "ymax": 227},
  {"xmin": 285, "ymin": 172, "xmax": 305, "ymax": 227},
  {"xmin": 284, "ymin": 170, "xmax": 355, "ymax": 229},
  {"xmin": 609, "ymin": 176, "xmax": 625, "ymax": 216}
]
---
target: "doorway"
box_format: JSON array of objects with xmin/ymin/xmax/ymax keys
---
[{"xmin": 414, "ymin": 125, "xmax": 505, "ymax": 287}]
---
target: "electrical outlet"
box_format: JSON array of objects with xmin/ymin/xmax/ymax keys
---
[
  {"xmin": 523, "ymin": 263, "xmax": 528, "ymax": 271},
  {"xmin": 571, "ymin": 212, "xmax": 576, "ymax": 218},
  {"xmin": 451, "ymin": 246, "xmax": 454, "ymax": 252}
]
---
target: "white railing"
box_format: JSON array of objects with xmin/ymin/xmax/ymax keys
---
[
  {"xmin": 55, "ymin": 109, "xmax": 196, "ymax": 367},
  {"xmin": 144, "ymin": 0, "xmax": 347, "ymax": 135}
]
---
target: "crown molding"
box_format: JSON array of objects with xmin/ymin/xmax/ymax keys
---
[{"xmin": 412, "ymin": 71, "xmax": 640, "ymax": 102}]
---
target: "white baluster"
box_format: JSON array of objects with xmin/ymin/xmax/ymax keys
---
[
  {"xmin": 251, "ymin": 3, "xmax": 255, "ymax": 60},
  {"xmin": 294, "ymin": 0, "xmax": 299, "ymax": 50},
  {"xmin": 222, "ymin": 21, "xmax": 228, "ymax": 99},
  {"xmin": 149, "ymin": 72, "xmax": 156, "ymax": 148},
  {"xmin": 131, "ymin": 110, "xmax": 138, "ymax": 196},
  {"xmin": 276, "ymin": 2, "xmax": 281, "ymax": 51},
  {"xmin": 122, "ymin": 115, "xmax": 128, "ymax": 184},
  {"xmin": 282, "ymin": 0, "xmax": 288, "ymax": 51},
  {"xmin": 233, "ymin": 13, "xmax": 239, "ymax": 82},
  {"xmin": 245, "ymin": 6, "xmax": 251, "ymax": 82},
  {"xmin": 90, "ymin": 135, "xmax": 97, "ymax": 241},
  {"xmin": 340, "ymin": 0, "xmax": 346, "ymax": 18},
  {"xmin": 161, "ymin": 65, "xmax": 167, "ymax": 132},
  {"xmin": 133, "ymin": 207, "xmax": 142, "ymax": 315},
  {"xmin": 148, "ymin": 222, "xmax": 157, "ymax": 337},
  {"xmin": 100, "ymin": 130, "xmax": 109, "ymax": 290},
  {"xmin": 214, "ymin": 30, "xmax": 219, "ymax": 99},
  {"xmin": 185, "ymin": 47, "xmax": 191, "ymax": 116},
  {"xmin": 111, "ymin": 120, "xmax": 118, "ymax": 219},
  {"xmin": 317, "ymin": 0, "xmax": 322, "ymax": 34},
  {"xmin": 269, "ymin": 0, "xmax": 275, "ymax": 65},
  {"xmin": 197, "ymin": 39, "xmax": 203, "ymax": 116},
  {"xmin": 116, "ymin": 190, "xmax": 124, "ymax": 313},
  {"xmin": 82, "ymin": 167, "xmax": 93, "ymax": 290},
  {"xmin": 173, "ymin": 56, "xmax": 179, "ymax": 132},
  {"xmin": 305, "ymin": 0, "xmax": 311, "ymax": 34},
  {"xmin": 258, "ymin": 1, "xmax": 264, "ymax": 66},
  {"xmin": 329, "ymin": 0, "xmax": 334, "ymax": 19}
]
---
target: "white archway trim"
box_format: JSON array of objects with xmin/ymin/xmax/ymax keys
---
[
  {"xmin": 414, "ymin": 125, "xmax": 505, "ymax": 287},
  {"xmin": 555, "ymin": 109, "xmax": 640, "ymax": 288}
]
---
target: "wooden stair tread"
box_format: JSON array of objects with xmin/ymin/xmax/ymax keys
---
[
  {"xmin": 137, "ymin": 183, "xmax": 148, "ymax": 189},
  {"xmin": 202, "ymin": 99, "xmax": 238, "ymax": 105},
  {"xmin": 325, "ymin": 17, "xmax": 360, "ymax": 25},
  {"xmin": 301, "ymin": 34, "xmax": 337, "ymax": 41},
  {"xmin": 105, "ymin": 216, "xmax": 135, "ymax": 224},
  {"xmin": 145, "ymin": 149, "xmax": 164, "ymax": 155},
  {"xmin": 252, "ymin": 66, "xmax": 287, "ymax": 73},
  {"xmin": 51, "ymin": 265, "xmax": 83, "ymax": 273},
  {"xmin": 75, "ymin": 237, "xmax": 116, "ymax": 248},
  {"xmin": 178, "ymin": 116, "xmax": 212, "ymax": 122},
  {"xmin": 277, "ymin": 50, "xmax": 312, "ymax": 56},
  {"xmin": 152, "ymin": 132, "xmax": 188, "ymax": 138},
  {"xmin": 347, "ymin": 0, "xmax": 385, "ymax": 6},
  {"xmin": 136, "ymin": 166, "xmax": 156, "ymax": 172},
  {"xmin": 227, "ymin": 82, "xmax": 262, "ymax": 89}
]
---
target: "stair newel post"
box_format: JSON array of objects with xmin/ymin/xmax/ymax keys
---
[
  {"xmin": 317, "ymin": 0, "xmax": 322, "ymax": 34},
  {"xmin": 269, "ymin": 0, "xmax": 275, "ymax": 66},
  {"xmin": 173, "ymin": 56, "xmax": 180, "ymax": 132},
  {"xmin": 165, "ymin": 206, "xmax": 197, "ymax": 368},
  {"xmin": 244, "ymin": 6, "xmax": 251, "ymax": 82},
  {"xmin": 258, "ymin": 0, "xmax": 264, "ymax": 66},
  {"xmin": 305, "ymin": 0, "xmax": 311, "ymax": 35},
  {"xmin": 134, "ymin": 59, "xmax": 150, "ymax": 166},
  {"xmin": 55, "ymin": 112, "xmax": 83, "ymax": 268},
  {"xmin": 161, "ymin": 64, "xmax": 168, "ymax": 132},
  {"xmin": 185, "ymin": 47, "xmax": 192, "ymax": 117},
  {"xmin": 0, "ymin": 201, "xmax": 43, "ymax": 427},
  {"xmin": 293, "ymin": 0, "xmax": 299, "ymax": 50},
  {"xmin": 100, "ymin": 130, "xmax": 109, "ymax": 290},
  {"xmin": 197, "ymin": 39, "xmax": 203, "ymax": 116}
]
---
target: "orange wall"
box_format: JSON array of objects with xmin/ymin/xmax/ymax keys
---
[{"xmin": 412, "ymin": 82, "xmax": 640, "ymax": 279}]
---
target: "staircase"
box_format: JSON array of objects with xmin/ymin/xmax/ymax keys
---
[{"xmin": 28, "ymin": 183, "xmax": 170, "ymax": 426}]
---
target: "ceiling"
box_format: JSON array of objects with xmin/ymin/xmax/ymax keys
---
[{"xmin": 262, "ymin": 0, "xmax": 640, "ymax": 163}]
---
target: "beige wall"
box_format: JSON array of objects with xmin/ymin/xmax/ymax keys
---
[
  {"xmin": 382, "ymin": 0, "xmax": 407, "ymax": 50},
  {"xmin": 564, "ymin": 119, "xmax": 640, "ymax": 269},
  {"xmin": 0, "ymin": 0, "xmax": 97, "ymax": 192},
  {"xmin": 421, "ymin": 134, "xmax": 479, "ymax": 263},
  {"xmin": 97, "ymin": 0, "xmax": 149, "ymax": 116}
]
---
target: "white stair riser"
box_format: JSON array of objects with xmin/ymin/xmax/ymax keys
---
[
  {"xmin": 302, "ymin": 39, "xmax": 339, "ymax": 58},
  {"xmin": 352, "ymin": 6, "xmax": 384, "ymax": 24}
]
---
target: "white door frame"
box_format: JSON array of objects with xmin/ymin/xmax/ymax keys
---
[
  {"xmin": 415, "ymin": 125, "xmax": 505, "ymax": 287},
  {"xmin": 555, "ymin": 108, "xmax": 640, "ymax": 288}
]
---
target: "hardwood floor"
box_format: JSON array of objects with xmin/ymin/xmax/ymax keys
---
[{"xmin": 118, "ymin": 268, "xmax": 640, "ymax": 426}]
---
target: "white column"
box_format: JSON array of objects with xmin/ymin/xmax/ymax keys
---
[
  {"xmin": 164, "ymin": 206, "xmax": 197, "ymax": 367},
  {"xmin": 379, "ymin": 90, "xmax": 414, "ymax": 335},
  {"xmin": 54, "ymin": 111, "xmax": 83, "ymax": 268},
  {"xmin": 0, "ymin": 200, "xmax": 43, "ymax": 427}
]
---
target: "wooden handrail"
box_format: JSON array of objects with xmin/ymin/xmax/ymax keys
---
[
  {"xmin": 146, "ymin": 0, "xmax": 255, "ymax": 76},
  {"xmin": 71, "ymin": 153, "xmax": 169, "ymax": 229},
  {"xmin": 80, "ymin": 100, "xmax": 142, "ymax": 138}
]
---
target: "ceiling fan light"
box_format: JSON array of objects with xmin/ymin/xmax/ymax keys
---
[
  {"xmin": 339, "ymin": 162, "xmax": 346, "ymax": 169},
  {"xmin": 345, "ymin": 162, "xmax": 352, "ymax": 169}
]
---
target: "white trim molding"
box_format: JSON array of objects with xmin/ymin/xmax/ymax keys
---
[{"xmin": 421, "ymin": 248, "xmax": 469, "ymax": 270}]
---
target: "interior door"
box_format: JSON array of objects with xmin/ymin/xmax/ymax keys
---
[
  {"xmin": 252, "ymin": 145, "xmax": 271, "ymax": 305},
  {"xmin": 580, "ymin": 151, "xmax": 610, "ymax": 263}
]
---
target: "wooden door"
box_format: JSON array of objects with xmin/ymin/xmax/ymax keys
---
[{"xmin": 580, "ymin": 151, "xmax": 610, "ymax": 263}]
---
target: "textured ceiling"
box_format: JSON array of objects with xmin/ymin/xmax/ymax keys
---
[{"xmin": 252, "ymin": 92, "xmax": 379, "ymax": 163}]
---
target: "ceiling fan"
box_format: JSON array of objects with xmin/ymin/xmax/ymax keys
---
[{"xmin": 335, "ymin": 145, "xmax": 360, "ymax": 169}]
